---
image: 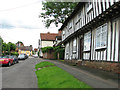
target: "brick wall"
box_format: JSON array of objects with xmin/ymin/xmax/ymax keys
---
[
  {"xmin": 82, "ymin": 61, "xmax": 120, "ymax": 73},
  {"xmin": 43, "ymin": 50, "xmax": 55, "ymax": 59},
  {"xmin": 64, "ymin": 60, "xmax": 120, "ymax": 74}
]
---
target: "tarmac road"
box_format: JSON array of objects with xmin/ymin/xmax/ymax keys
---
[{"xmin": 2, "ymin": 57, "xmax": 41, "ymax": 88}]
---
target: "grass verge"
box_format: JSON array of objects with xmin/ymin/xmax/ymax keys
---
[
  {"xmin": 35, "ymin": 61, "xmax": 92, "ymax": 88},
  {"xmin": 35, "ymin": 61, "xmax": 54, "ymax": 69}
]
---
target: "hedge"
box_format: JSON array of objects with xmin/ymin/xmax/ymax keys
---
[{"xmin": 41, "ymin": 46, "xmax": 65, "ymax": 60}]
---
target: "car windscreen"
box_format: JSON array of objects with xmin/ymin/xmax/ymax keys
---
[
  {"xmin": 19, "ymin": 55, "xmax": 24, "ymax": 57},
  {"xmin": 2, "ymin": 56, "xmax": 9, "ymax": 58},
  {"xmin": 9, "ymin": 56, "xmax": 13, "ymax": 59}
]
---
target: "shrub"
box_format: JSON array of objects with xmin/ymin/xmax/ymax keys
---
[
  {"xmin": 41, "ymin": 46, "xmax": 54, "ymax": 53},
  {"xmin": 11, "ymin": 52, "xmax": 19, "ymax": 56},
  {"xmin": 41, "ymin": 46, "xmax": 65, "ymax": 60}
]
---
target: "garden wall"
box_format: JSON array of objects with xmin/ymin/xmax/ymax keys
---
[
  {"xmin": 64, "ymin": 60, "xmax": 120, "ymax": 74},
  {"xmin": 43, "ymin": 50, "xmax": 55, "ymax": 59}
]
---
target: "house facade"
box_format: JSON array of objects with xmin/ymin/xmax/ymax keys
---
[
  {"xmin": 39, "ymin": 32, "xmax": 59, "ymax": 57},
  {"xmin": 60, "ymin": 1, "xmax": 120, "ymax": 73},
  {"xmin": 18, "ymin": 46, "xmax": 33, "ymax": 56}
]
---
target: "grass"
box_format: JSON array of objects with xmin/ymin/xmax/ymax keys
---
[
  {"xmin": 35, "ymin": 61, "xmax": 92, "ymax": 88},
  {"xmin": 35, "ymin": 61, "xmax": 55, "ymax": 69},
  {"xmin": 59, "ymin": 60, "xmax": 64, "ymax": 62}
]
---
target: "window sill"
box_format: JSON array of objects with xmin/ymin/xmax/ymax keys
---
[
  {"xmin": 95, "ymin": 47, "xmax": 107, "ymax": 51},
  {"xmin": 83, "ymin": 50, "xmax": 90, "ymax": 53},
  {"xmin": 72, "ymin": 51, "xmax": 77, "ymax": 54}
]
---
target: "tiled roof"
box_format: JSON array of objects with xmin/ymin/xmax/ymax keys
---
[
  {"xmin": 18, "ymin": 46, "xmax": 33, "ymax": 51},
  {"xmin": 40, "ymin": 32, "xmax": 59, "ymax": 41}
]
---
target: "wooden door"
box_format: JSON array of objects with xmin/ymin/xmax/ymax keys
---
[{"xmin": 79, "ymin": 37, "xmax": 83, "ymax": 59}]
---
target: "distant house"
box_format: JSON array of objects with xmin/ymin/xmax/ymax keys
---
[
  {"xmin": 39, "ymin": 32, "xmax": 59, "ymax": 57},
  {"xmin": 18, "ymin": 45, "xmax": 33, "ymax": 56}
]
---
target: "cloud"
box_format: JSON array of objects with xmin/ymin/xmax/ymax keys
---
[
  {"xmin": 0, "ymin": 20, "xmax": 15, "ymax": 29},
  {"xmin": 0, "ymin": 0, "xmax": 61, "ymax": 49}
]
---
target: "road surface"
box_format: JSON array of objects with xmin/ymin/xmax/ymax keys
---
[{"xmin": 2, "ymin": 57, "xmax": 40, "ymax": 88}]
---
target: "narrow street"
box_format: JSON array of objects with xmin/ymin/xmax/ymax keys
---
[
  {"xmin": 2, "ymin": 58, "xmax": 119, "ymax": 88},
  {"xmin": 2, "ymin": 58, "xmax": 40, "ymax": 88}
]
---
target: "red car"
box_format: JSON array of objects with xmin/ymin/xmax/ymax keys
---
[{"xmin": 0, "ymin": 56, "xmax": 14, "ymax": 66}]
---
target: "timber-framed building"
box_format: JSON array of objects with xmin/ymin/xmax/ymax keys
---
[{"xmin": 60, "ymin": 1, "xmax": 120, "ymax": 73}]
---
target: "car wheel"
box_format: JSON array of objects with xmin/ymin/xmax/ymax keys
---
[
  {"xmin": 8, "ymin": 62, "xmax": 11, "ymax": 67},
  {"xmin": 12, "ymin": 61, "xmax": 15, "ymax": 65},
  {"xmin": 14, "ymin": 60, "xmax": 17, "ymax": 64}
]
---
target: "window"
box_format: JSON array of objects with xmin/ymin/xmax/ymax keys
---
[
  {"xmin": 68, "ymin": 22, "xmax": 72, "ymax": 29},
  {"xmin": 76, "ymin": 11, "xmax": 82, "ymax": 25},
  {"xmin": 66, "ymin": 43, "xmax": 69, "ymax": 54},
  {"xmin": 96, "ymin": 24, "xmax": 107, "ymax": 49},
  {"xmin": 84, "ymin": 31, "xmax": 91, "ymax": 51},
  {"xmin": 87, "ymin": 2, "xmax": 93, "ymax": 13},
  {"xmin": 62, "ymin": 31, "xmax": 65, "ymax": 36},
  {"xmin": 73, "ymin": 39, "xmax": 77, "ymax": 53}
]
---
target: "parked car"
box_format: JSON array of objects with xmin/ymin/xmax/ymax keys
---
[
  {"xmin": 18, "ymin": 54, "xmax": 26, "ymax": 60},
  {"xmin": 9, "ymin": 55, "xmax": 19, "ymax": 64},
  {"xmin": 0, "ymin": 55, "xmax": 14, "ymax": 66},
  {"xmin": 32, "ymin": 54, "xmax": 38, "ymax": 58},
  {"xmin": 21, "ymin": 54, "xmax": 28, "ymax": 59}
]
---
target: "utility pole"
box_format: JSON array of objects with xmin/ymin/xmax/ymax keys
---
[{"xmin": 18, "ymin": 41, "xmax": 20, "ymax": 55}]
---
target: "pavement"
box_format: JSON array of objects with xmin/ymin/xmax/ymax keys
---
[
  {"xmin": 42, "ymin": 59, "xmax": 120, "ymax": 88},
  {"xmin": 2, "ymin": 58, "xmax": 41, "ymax": 88}
]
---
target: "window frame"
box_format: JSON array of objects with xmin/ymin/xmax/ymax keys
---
[
  {"xmin": 76, "ymin": 11, "xmax": 82, "ymax": 25},
  {"xmin": 87, "ymin": 2, "xmax": 93, "ymax": 13},
  {"xmin": 95, "ymin": 23, "xmax": 108, "ymax": 50},
  {"xmin": 72, "ymin": 38, "xmax": 77, "ymax": 53},
  {"xmin": 68, "ymin": 21, "xmax": 72, "ymax": 30},
  {"xmin": 83, "ymin": 31, "xmax": 91, "ymax": 51},
  {"xmin": 62, "ymin": 30, "xmax": 65, "ymax": 36}
]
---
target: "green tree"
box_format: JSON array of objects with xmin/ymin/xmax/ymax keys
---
[
  {"xmin": 8, "ymin": 42, "xmax": 16, "ymax": 51},
  {"xmin": 40, "ymin": 2, "xmax": 78, "ymax": 28},
  {"xmin": 16, "ymin": 41, "xmax": 24, "ymax": 46},
  {"xmin": 2, "ymin": 42, "xmax": 16, "ymax": 55},
  {"xmin": 2, "ymin": 42, "xmax": 8, "ymax": 55}
]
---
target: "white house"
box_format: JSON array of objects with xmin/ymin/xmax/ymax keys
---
[
  {"xmin": 60, "ymin": 1, "xmax": 120, "ymax": 73},
  {"xmin": 38, "ymin": 32, "xmax": 59, "ymax": 57}
]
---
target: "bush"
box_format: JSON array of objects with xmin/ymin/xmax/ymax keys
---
[
  {"xmin": 41, "ymin": 46, "xmax": 54, "ymax": 53},
  {"xmin": 54, "ymin": 46, "xmax": 65, "ymax": 60},
  {"xmin": 11, "ymin": 52, "xmax": 19, "ymax": 56},
  {"xmin": 41, "ymin": 46, "xmax": 65, "ymax": 60}
]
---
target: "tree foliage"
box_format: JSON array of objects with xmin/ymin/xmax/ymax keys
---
[
  {"xmin": 41, "ymin": 46, "xmax": 65, "ymax": 60},
  {"xmin": 40, "ymin": 2, "xmax": 78, "ymax": 28},
  {"xmin": 2, "ymin": 42, "xmax": 16, "ymax": 55}
]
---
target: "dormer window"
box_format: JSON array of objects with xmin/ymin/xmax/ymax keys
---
[{"xmin": 76, "ymin": 11, "xmax": 82, "ymax": 25}]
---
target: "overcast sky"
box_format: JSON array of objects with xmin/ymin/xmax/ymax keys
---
[{"xmin": 0, "ymin": 0, "xmax": 61, "ymax": 49}]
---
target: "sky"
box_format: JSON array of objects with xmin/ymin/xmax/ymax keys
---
[{"xmin": 0, "ymin": 0, "xmax": 61, "ymax": 49}]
